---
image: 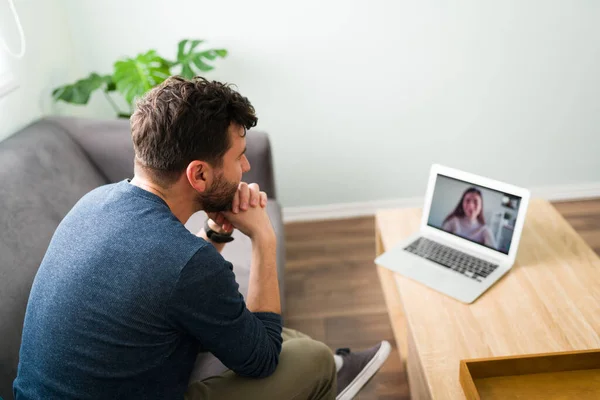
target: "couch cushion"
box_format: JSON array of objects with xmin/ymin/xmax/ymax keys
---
[
  {"xmin": 0, "ymin": 120, "xmax": 106, "ymax": 398},
  {"xmin": 45, "ymin": 117, "xmax": 135, "ymax": 183}
]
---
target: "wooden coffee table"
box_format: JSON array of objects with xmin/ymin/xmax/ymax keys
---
[{"xmin": 375, "ymin": 199, "xmax": 600, "ymax": 399}]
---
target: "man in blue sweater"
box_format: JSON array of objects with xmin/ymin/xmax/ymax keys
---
[{"xmin": 14, "ymin": 76, "xmax": 390, "ymax": 399}]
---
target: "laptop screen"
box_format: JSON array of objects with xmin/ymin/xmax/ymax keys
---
[{"xmin": 427, "ymin": 174, "xmax": 522, "ymax": 255}]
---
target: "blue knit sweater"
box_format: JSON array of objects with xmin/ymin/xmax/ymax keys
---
[{"xmin": 14, "ymin": 180, "xmax": 283, "ymax": 399}]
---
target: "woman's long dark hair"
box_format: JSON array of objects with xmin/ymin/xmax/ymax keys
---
[{"xmin": 443, "ymin": 187, "xmax": 485, "ymax": 225}]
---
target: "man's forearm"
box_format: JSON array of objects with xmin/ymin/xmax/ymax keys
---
[{"xmin": 246, "ymin": 232, "xmax": 281, "ymax": 314}]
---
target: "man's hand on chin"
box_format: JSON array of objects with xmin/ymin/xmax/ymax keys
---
[{"xmin": 201, "ymin": 182, "xmax": 268, "ymax": 242}]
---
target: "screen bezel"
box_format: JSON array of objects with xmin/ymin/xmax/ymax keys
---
[{"xmin": 421, "ymin": 164, "xmax": 530, "ymax": 263}]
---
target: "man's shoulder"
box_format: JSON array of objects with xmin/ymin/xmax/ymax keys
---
[
  {"xmin": 70, "ymin": 181, "xmax": 124, "ymax": 211},
  {"xmin": 84, "ymin": 180, "xmax": 122, "ymax": 197}
]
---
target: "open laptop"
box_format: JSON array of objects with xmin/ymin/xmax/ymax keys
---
[{"xmin": 375, "ymin": 164, "xmax": 530, "ymax": 303}]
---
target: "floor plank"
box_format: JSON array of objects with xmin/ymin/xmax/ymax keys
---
[
  {"xmin": 285, "ymin": 216, "xmax": 410, "ymax": 399},
  {"xmin": 284, "ymin": 199, "xmax": 600, "ymax": 399}
]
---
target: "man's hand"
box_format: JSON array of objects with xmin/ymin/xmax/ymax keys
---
[
  {"xmin": 233, "ymin": 182, "xmax": 268, "ymax": 214},
  {"xmin": 222, "ymin": 202, "xmax": 274, "ymax": 241},
  {"xmin": 207, "ymin": 182, "xmax": 268, "ymax": 234}
]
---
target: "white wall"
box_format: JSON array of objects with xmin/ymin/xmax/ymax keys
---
[
  {"xmin": 0, "ymin": 0, "xmax": 80, "ymax": 142},
  {"xmin": 60, "ymin": 0, "xmax": 600, "ymax": 208}
]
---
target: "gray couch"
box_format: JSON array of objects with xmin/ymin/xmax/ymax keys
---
[{"xmin": 0, "ymin": 117, "xmax": 286, "ymax": 399}]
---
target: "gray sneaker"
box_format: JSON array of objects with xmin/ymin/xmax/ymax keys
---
[{"xmin": 335, "ymin": 341, "xmax": 392, "ymax": 400}]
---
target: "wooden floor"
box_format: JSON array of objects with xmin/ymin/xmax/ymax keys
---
[{"xmin": 283, "ymin": 199, "xmax": 600, "ymax": 400}]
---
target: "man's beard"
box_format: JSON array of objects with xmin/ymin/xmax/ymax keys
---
[{"xmin": 197, "ymin": 172, "xmax": 239, "ymax": 213}]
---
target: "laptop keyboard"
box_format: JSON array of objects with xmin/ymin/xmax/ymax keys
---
[{"xmin": 404, "ymin": 237, "xmax": 498, "ymax": 283}]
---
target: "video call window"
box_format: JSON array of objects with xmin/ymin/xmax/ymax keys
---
[{"xmin": 427, "ymin": 175, "xmax": 522, "ymax": 255}]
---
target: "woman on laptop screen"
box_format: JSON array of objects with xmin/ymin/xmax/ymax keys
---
[{"xmin": 442, "ymin": 187, "xmax": 497, "ymax": 249}]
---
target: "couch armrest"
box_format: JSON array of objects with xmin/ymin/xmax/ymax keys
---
[
  {"xmin": 44, "ymin": 116, "xmax": 134, "ymax": 184},
  {"xmin": 243, "ymin": 130, "xmax": 277, "ymax": 199}
]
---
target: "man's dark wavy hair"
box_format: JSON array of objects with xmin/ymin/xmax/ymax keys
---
[{"xmin": 130, "ymin": 76, "xmax": 258, "ymax": 186}]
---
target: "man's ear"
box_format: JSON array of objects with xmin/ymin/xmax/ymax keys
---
[{"xmin": 186, "ymin": 160, "xmax": 210, "ymax": 193}]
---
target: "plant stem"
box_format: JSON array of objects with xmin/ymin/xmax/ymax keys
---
[{"xmin": 103, "ymin": 91, "xmax": 122, "ymax": 116}]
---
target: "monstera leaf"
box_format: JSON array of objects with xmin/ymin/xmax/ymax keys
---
[
  {"xmin": 52, "ymin": 73, "xmax": 113, "ymax": 105},
  {"xmin": 50, "ymin": 39, "xmax": 228, "ymax": 118},
  {"xmin": 175, "ymin": 39, "xmax": 228, "ymax": 79},
  {"xmin": 113, "ymin": 50, "xmax": 171, "ymax": 106}
]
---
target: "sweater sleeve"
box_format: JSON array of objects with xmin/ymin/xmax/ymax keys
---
[{"xmin": 165, "ymin": 244, "xmax": 283, "ymax": 378}]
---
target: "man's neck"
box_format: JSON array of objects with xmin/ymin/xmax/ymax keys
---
[{"xmin": 129, "ymin": 175, "xmax": 198, "ymax": 225}]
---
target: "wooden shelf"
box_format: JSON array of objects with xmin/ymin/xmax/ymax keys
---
[{"xmin": 460, "ymin": 349, "xmax": 600, "ymax": 399}]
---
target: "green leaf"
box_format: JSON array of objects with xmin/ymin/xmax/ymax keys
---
[
  {"xmin": 113, "ymin": 50, "xmax": 171, "ymax": 106},
  {"xmin": 181, "ymin": 64, "xmax": 195, "ymax": 79},
  {"xmin": 192, "ymin": 57, "xmax": 214, "ymax": 72},
  {"xmin": 102, "ymin": 75, "xmax": 116, "ymax": 92},
  {"xmin": 52, "ymin": 73, "xmax": 108, "ymax": 105},
  {"xmin": 177, "ymin": 39, "xmax": 203, "ymax": 60},
  {"xmin": 175, "ymin": 39, "xmax": 227, "ymax": 79}
]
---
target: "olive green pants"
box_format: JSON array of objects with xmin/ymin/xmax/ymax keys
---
[{"xmin": 185, "ymin": 328, "xmax": 337, "ymax": 400}]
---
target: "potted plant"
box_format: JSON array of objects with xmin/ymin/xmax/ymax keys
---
[{"xmin": 52, "ymin": 39, "xmax": 227, "ymax": 118}]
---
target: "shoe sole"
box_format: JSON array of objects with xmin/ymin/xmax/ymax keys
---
[{"xmin": 336, "ymin": 340, "xmax": 392, "ymax": 400}]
